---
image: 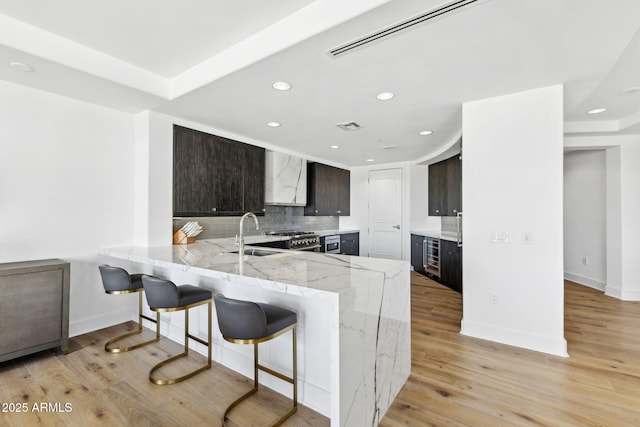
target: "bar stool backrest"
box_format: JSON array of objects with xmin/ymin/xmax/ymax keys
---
[
  {"xmin": 99, "ymin": 264, "xmax": 134, "ymax": 292},
  {"xmin": 141, "ymin": 276, "xmax": 180, "ymax": 309},
  {"xmin": 214, "ymin": 295, "xmax": 268, "ymax": 340}
]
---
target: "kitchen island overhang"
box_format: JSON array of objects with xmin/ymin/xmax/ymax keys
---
[{"xmin": 99, "ymin": 237, "xmax": 410, "ymax": 427}]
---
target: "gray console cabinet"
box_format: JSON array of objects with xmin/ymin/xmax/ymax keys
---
[{"xmin": 0, "ymin": 259, "xmax": 70, "ymax": 362}]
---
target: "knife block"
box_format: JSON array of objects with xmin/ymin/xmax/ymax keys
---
[{"xmin": 173, "ymin": 230, "xmax": 196, "ymax": 245}]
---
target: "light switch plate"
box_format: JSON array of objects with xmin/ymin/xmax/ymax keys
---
[{"xmin": 491, "ymin": 231, "xmax": 509, "ymax": 243}]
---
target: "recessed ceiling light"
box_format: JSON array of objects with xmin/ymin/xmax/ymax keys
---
[
  {"xmin": 419, "ymin": 130, "xmax": 433, "ymax": 135},
  {"xmin": 376, "ymin": 92, "xmax": 394, "ymax": 101},
  {"xmin": 366, "ymin": 159, "xmax": 375, "ymax": 162},
  {"xmin": 620, "ymin": 86, "xmax": 640, "ymax": 96},
  {"xmin": 272, "ymin": 81, "xmax": 291, "ymax": 91},
  {"xmin": 10, "ymin": 62, "xmax": 35, "ymax": 72},
  {"xmin": 266, "ymin": 121, "xmax": 281, "ymax": 127},
  {"xmin": 587, "ymin": 108, "xmax": 607, "ymax": 114},
  {"xmin": 330, "ymin": 145, "xmax": 340, "ymax": 149}
]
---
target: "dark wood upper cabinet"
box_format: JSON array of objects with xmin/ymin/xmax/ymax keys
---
[
  {"xmin": 173, "ymin": 125, "xmax": 265, "ymax": 216},
  {"xmin": 428, "ymin": 159, "xmax": 448, "ymax": 216},
  {"xmin": 336, "ymin": 166, "xmax": 350, "ymax": 216},
  {"xmin": 305, "ymin": 162, "xmax": 350, "ymax": 216},
  {"xmin": 242, "ymin": 143, "xmax": 266, "ymax": 214},
  {"xmin": 446, "ymin": 154, "xmax": 462, "ymax": 216},
  {"xmin": 428, "ymin": 154, "xmax": 461, "ymax": 216}
]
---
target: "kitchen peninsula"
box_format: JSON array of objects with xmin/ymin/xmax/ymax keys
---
[{"xmin": 99, "ymin": 237, "xmax": 410, "ymax": 427}]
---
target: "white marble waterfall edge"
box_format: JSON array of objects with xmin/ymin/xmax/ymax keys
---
[{"xmin": 99, "ymin": 238, "xmax": 410, "ymax": 427}]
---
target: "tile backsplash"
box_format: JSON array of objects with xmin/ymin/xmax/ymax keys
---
[
  {"xmin": 441, "ymin": 216, "xmax": 459, "ymax": 233},
  {"xmin": 173, "ymin": 206, "xmax": 339, "ymax": 239}
]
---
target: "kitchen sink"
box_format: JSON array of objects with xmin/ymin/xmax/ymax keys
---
[{"xmin": 228, "ymin": 248, "xmax": 281, "ymax": 257}]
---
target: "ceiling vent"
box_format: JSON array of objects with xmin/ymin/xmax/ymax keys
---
[
  {"xmin": 328, "ymin": 0, "xmax": 482, "ymax": 57},
  {"xmin": 336, "ymin": 121, "xmax": 362, "ymax": 131}
]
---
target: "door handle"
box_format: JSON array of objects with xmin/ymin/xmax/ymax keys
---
[{"xmin": 392, "ymin": 224, "xmax": 401, "ymax": 229}]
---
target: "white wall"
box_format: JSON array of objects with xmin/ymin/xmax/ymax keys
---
[
  {"xmin": 461, "ymin": 85, "xmax": 567, "ymax": 357},
  {"xmin": 565, "ymin": 135, "xmax": 640, "ymax": 300},
  {"xmin": 409, "ymin": 164, "xmax": 440, "ymax": 231},
  {"xmin": 618, "ymin": 142, "xmax": 640, "ymax": 300},
  {"xmin": 563, "ymin": 150, "xmax": 607, "ymax": 289},
  {"xmin": 137, "ymin": 111, "xmax": 174, "ymax": 246},
  {"xmin": 0, "ymin": 80, "xmax": 141, "ymax": 336}
]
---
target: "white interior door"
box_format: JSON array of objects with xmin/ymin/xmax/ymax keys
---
[{"xmin": 368, "ymin": 168, "xmax": 403, "ymax": 259}]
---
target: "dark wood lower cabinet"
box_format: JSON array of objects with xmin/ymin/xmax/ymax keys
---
[
  {"xmin": 440, "ymin": 240, "xmax": 462, "ymax": 293},
  {"xmin": 411, "ymin": 234, "xmax": 462, "ymax": 293},
  {"xmin": 340, "ymin": 232, "xmax": 359, "ymax": 256},
  {"xmin": 410, "ymin": 234, "xmax": 426, "ymax": 274}
]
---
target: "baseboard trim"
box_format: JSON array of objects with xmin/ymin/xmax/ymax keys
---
[
  {"xmin": 620, "ymin": 288, "xmax": 640, "ymax": 301},
  {"xmin": 564, "ymin": 272, "xmax": 606, "ymax": 291},
  {"xmin": 69, "ymin": 308, "xmax": 136, "ymax": 337},
  {"xmin": 460, "ymin": 318, "xmax": 568, "ymax": 358}
]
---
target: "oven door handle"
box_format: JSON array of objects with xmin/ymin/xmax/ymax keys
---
[{"xmin": 297, "ymin": 244, "xmax": 321, "ymax": 251}]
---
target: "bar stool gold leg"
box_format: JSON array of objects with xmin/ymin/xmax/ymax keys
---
[
  {"xmin": 105, "ymin": 291, "xmax": 160, "ymax": 353},
  {"xmin": 149, "ymin": 300, "xmax": 212, "ymax": 385},
  {"xmin": 222, "ymin": 325, "xmax": 297, "ymax": 427}
]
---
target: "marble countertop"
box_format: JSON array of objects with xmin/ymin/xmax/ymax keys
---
[
  {"xmin": 411, "ymin": 229, "xmax": 459, "ymax": 242},
  {"xmin": 313, "ymin": 229, "xmax": 360, "ymax": 237},
  {"xmin": 99, "ymin": 236, "xmax": 405, "ymax": 297},
  {"xmin": 99, "ymin": 235, "xmax": 410, "ymax": 426}
]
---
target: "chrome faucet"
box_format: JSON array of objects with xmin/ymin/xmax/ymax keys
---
[{"xmin": 238, "ymin": 212, "xmax": 259, "ymax": 255}]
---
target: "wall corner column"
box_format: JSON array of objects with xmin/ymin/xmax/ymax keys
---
[{"xmin": 133, "ymin": 111, "xmax": 173, "ymax": 247}]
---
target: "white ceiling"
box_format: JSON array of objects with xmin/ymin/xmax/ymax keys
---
[{"xmin": 1, "ymin": 0, "xmax": 639, "ymax": 167}]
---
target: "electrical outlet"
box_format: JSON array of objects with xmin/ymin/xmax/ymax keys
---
[{"xmin": 489, "ymin": 290, "xmax": 498, "ymax": 304}]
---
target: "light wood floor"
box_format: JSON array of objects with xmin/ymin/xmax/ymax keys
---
[
  {"xmin": 380, "ymin": 273, "xmax": 640, "ymax": 427},
  {"xmin": 2, "ymin": 273, "xmax": 640, "ymax": 426}
]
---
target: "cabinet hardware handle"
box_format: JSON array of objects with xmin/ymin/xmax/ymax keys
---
[
  {"xmin": 423, "ymin": 239, "xmax": 427, "ymax": 269},
  {"xmin": 212, "ymin": 207, "xmax": 217, "ymax": 212},
  {"xmin": 337, "ymin": 210, "xmax": 341, "ymax": 214},
  {"xmin": 392, "ymin": 224, "xmax": 401, "ymax": 229}
]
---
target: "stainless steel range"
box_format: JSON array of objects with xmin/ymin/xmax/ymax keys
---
[{"xmin": 265, "ymin": 230, "xmax": 320, "ymax": 251}]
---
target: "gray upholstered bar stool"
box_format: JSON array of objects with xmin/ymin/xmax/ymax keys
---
[
  {"xmin": 213, "ymin": 294, "xmax": 297, "ymax": 427},
  {"xmin": 141, "ymin": 275, "xmax": 212, "ymax": 385},
  {"xmin": 98, "ymin": 265, "xmax": 160, "ymax": 353}
]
